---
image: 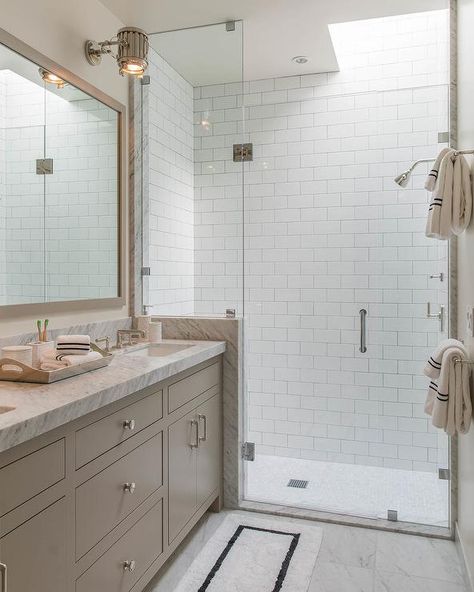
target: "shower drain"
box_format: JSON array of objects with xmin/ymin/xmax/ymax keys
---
[{"xmin": 287, "ymin": 479, "xmax": 309, "ymax": 489}]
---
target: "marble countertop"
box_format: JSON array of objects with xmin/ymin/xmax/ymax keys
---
[{"xmin": 0, "ymin": 339, "xmax": 226, "ymax": 454}]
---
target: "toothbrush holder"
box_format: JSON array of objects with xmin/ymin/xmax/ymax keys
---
[{"xmin": 28, "ymin": 341, "xmax": 55, "ymax": 368}]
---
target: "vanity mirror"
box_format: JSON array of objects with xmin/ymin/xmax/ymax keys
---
[{"xmin": 0, "ymin": 28, "xmax": 125, "ymax": 311}]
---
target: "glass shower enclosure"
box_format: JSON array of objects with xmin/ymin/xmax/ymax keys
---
[{"xmin": 135, "ymin": 7, "xmax": 451, "ymax": 532}]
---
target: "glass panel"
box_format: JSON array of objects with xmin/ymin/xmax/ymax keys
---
[
  {"xmin": 141, "ymin": 21, "xmax": 244, "ymax": 317},
  {"xmin": 243, "ymin": 9, "xmax": 450, "ymax": 528},
  {"xmin": 44, "ymin": 86, "xmax": 119, "ymax": 301}
]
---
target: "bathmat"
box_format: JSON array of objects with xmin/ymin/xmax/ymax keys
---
[{"xmin": 174, "ymin": 513, "xmax": 323, "ymax": 592}]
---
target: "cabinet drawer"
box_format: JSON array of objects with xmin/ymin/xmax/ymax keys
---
[
  {"xmin": 76, "ymin": 432, "xmax": 163, "ymax": 559},
  {"xmin": 76, "ymin": 498, "xmax": 163, "ymax": 592},
  {"xmin": 75, "ymin": 390, "xmax": 163, "ymax": 468},
  {"xmin": 0, "ymin": 439, "xmax": 65, "ymax": 517},
  {"xmin": 168, "ymin": 362, "xmax": 220, "ymax": 413}
]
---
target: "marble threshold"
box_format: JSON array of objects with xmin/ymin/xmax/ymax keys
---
[{"xmin": 0, "ymin": 339, "xmax": 225, "ymax": 454}]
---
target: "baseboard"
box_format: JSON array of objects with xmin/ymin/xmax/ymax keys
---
[{"xmin": 455, "ymin": 522, "xmax": 474, "ymax": 592}]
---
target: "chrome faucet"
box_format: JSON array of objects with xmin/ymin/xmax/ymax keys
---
[
  {"xmin": 95, "ymin": 336, "xmax": 111, "ymax": 352},
  {"xmin": 116, "ymin": 329, "xmax": 146, "ymax": 349}
]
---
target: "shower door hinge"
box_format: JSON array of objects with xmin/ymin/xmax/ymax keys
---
[
  {"xmin": 226, "ymin": 21, "xmax": 236, "ymax": 32},
  {"xmin": 141, "ymin": 266, "xmax": 151, "ymax": 276},
  {"xmin": 233, "ymin": 143, "xmax": 253, "ymax": 162},
  {"xmin": 242, "ymin": 442, "xmax": 255, "ymax": 461},
  {"xmin": 36, "ymin": 158, "xmax": 53, "ymax": 175},
  {"xmin": 438, "ymin": 131, "xmax": 449, "ymax": 144},
  {"xmin": 387, "ymin": 510, "xmax": 398, "ymax": 522},
  {"xmin": 140, "ymin": 75, "xmax": 150, "ymax": 85},
  {"xmin": 438, "ymin": 468, "xmax": 450, "ymax": 480}
]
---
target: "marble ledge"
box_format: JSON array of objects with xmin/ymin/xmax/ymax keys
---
[{"xmin": 0, "ymin": 339, "xmax": 226, "ymax": 455}]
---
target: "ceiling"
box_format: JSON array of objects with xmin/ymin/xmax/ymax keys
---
[{"xmin": 100, "ymin": 0, "xmax": 448, "ymax": 83}]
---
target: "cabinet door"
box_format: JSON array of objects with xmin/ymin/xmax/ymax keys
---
[
  {"xmin": 0, "ymin": 498, "xmax": 67, "ymax": 592},
  {"xmin": 168, "ymin": 410, "xmax": 197, "ymax": 542},
  {"xmin": 196, "ymin": 395, "xmax": 221, "ymax": 509}
]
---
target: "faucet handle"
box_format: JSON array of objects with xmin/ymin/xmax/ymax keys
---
[{"xmin": 95, "ymin": 336, "xmax": 110, "ymax": 352}]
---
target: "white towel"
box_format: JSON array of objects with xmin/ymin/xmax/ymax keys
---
[
  {"xmin": 423, "ymin": 338, "xmax": 465, "ymax": 379},
  {"xmin": 424, "ymin": 345, "xmax": 472, "ymax": 435},
  {"xmin": 40, "ymin": 349, "xmax": 101, "ymax": 371},
  {"xmin": 425, "ymin": 150, "xmax": 472, "ymax": 240},
  {"xmin": 425, "ymin": 147, "xmax": 451, "ymax": 191},
  {"xmin": 56, "ymin": 334, "xmax": 91, "ymax": 355}
]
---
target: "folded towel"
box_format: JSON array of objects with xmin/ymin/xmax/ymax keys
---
[
  {"xmin": 423, "ymin": 338, "xmax": 465, "ymax": 379},
  {"xmin": 40, "ymin": 349, "xmax": 101, "ymax": 371},
  {"xmin": 425, "ymin": 147, "xmax": 451, "ymax": 191},
  {"xmin": 424, "ymin": 344, "xmax": 472, "ymax": 435},
  {"xmin": 56, "ymin": 334, "xmax": 91, "ymax": 355},
  {"xmin": 425, "ymin": 150, "xmax": 473, "ymax": 240}
]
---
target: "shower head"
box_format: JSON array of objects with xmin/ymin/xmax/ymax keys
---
[
  {"xmin": 394, "ymin": 170, "xmax": 411, "ymax": 188},
  {"xmin": 394, "ymin": 157, "xmax": 435, "ymax": 189}
]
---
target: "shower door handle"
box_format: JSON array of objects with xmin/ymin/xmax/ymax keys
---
[
  {"xmin": 427, "ymin": 303, "xmax": 445, "ymax": 332},
  {"xmin": 359, "ymin": 309, "xmax": 367, "ymax": 353}
]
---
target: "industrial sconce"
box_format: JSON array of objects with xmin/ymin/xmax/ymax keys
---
[
  {"xmin": 85, "ymin": 27, "xmax": 149, "ymax": 77},
  {"xmin": 39, "ymin": 68, "xmax": 66, "ymax": 89}
]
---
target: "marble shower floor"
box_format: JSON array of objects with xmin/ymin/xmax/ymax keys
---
[
  {"xmin": 145, "ymin": 510, "xmax": 467, "ymax": 592},
  {"xmin": 246, "ymin": 455, "xmax": 449, "ymax": 528}
]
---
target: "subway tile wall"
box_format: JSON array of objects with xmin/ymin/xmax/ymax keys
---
[
  {"xmin": 0, "ymin": 70, "xmax": 118, "ymax": 304},
  {"xmin": 146, "ymin": 50, "xmax": 195, "ymax": 315},
  {"xmin": 193, "ymin": 10, "xmax": 450, "ymax": 470}
]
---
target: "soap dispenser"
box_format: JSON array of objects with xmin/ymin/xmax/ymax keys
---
[{"xmin": 135, "ymin": 305, "xmax": 153, "ymax": 341}]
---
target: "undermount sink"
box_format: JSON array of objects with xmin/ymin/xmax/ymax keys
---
[
  {"xmin": 0, "ymin": 406, "xmax": 15, "ymax": 415},
  {"xmin": 126, "ymin": 343, "xmax": 194, "ymax": 357}
]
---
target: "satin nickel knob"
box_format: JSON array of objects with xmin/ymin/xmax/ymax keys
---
[
  {"xmin": 123, "ymin": 419, "xmax": 136, "ymax": 430},
  {"xmin": 123, "ymin": 560, "xmax": 136, "ymax": 572},
  {"xmin": 123, "ymin": 482, "xmax": 136, "ymax": 494}
]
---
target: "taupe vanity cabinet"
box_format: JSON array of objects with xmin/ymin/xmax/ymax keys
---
[{"xmin": 0, "ymin": 356, "xmax": 223, "ymax": 592}]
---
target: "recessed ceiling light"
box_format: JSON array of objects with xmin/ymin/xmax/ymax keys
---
[{"xmin": 292, "ymin": 56, "xmax": 309, "ymax": 65}]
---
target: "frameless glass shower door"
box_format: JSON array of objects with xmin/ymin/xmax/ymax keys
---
[{"xmin": 242, "ymin": 9, "xmax": 451, "ymax": 529}]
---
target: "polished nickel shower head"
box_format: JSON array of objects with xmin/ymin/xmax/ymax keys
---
[
  {"xmin": 394, "ymin": 157, "xmax": 435, "ymax": 189},
  {"xmin": 394, "ymin": 170, "xmax": 411, "ymax": 188}
]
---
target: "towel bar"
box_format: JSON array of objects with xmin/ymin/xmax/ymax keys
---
[{"xmin": 453, "ymin": 358, "xmax": 474, "ymax": 365}]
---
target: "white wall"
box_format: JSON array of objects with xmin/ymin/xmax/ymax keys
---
[
  {"xmin": 146, "ymin": 50, "xmax": 195, "ymax": 315},
  {"xmin": 1, "ymin": 0, "xmax": 128, "ymax": 335},
  {"xmin": 194, "ymin": 10, "xmax": 450, "ymax": 469},
  {"xmin": 456, "ymin": 0, "xmax": 474, "ymax": 585}
]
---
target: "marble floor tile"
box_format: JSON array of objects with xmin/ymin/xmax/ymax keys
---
[
  {"xmin": 145, "ymin": 510, "xmax": 467, "ymax": 592},
  {"xmin": 318, "ymin": 522, "xmax": 377, "ymax": 568},
  {"xmin": 374, "ymin": 571, "xmax": 467, "ymax": 592},
  {"xmin": 375, "ymin": 530, "xmax": 465, "ymax": 584},
  {"xmin": 309, "ymin": 562, "xmax": 374, "ymax": 592}
]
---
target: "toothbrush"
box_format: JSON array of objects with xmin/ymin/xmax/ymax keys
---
[
  {"xmin": 37, "ymin": 320, "xmax": 42, "ymax": 343},
  {"xmin": 42, "ymin": 319, "xmax": 49, "ymax": 343}
]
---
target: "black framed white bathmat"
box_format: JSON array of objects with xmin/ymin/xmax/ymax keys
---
[{"xmin": 173, "ymin": 513, "xmax": 323, "ymax": 592}]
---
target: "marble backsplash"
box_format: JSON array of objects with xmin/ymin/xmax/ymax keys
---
[{"xmin": 0, "ymin": 317, "xmax": 132, "ymax": 350}]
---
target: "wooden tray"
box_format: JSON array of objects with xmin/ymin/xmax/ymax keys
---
[{"xmin": 0, "ymin": 344, "xmax": 113, "ymax": 384}]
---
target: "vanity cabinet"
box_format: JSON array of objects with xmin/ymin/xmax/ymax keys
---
[
  {"xmin": 0, "ymin": 356, "xmax": 222, "ymax": 592},
  {"xmin": 0, "ymin": 498, "xmax": 67, "ymax": 592}
]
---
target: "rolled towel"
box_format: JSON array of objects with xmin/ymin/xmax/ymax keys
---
[
  {"xmin": 56, "ymin": 334, "xmax": 91, "ymax": 355},
  {"xmin": 40, "ymin": 349, "xmax": 102, "ymax": 371}
]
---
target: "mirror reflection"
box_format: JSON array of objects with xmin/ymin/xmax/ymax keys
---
[{"xmin": 0, "ymin": 43, "xmax": 120, "ymax": 305}]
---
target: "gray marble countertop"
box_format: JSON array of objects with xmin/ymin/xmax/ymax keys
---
[{"xmin": 0, "ymin": 339, "xmax": 226, "ymax": 454}]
